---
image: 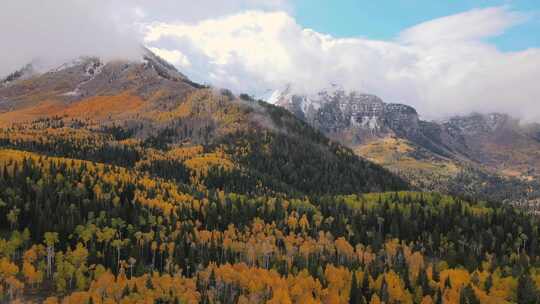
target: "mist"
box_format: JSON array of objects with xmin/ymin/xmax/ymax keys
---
[{"xmin": 0, "ymin": 1, "xmax": 145, "ymax": 76}]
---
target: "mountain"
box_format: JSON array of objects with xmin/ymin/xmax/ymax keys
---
[
  {"xmin": 0, "ymin": 51, "xmax": 407, "ymax": 196},
  {"xmin": 2, "ymin": 53, "xmax": 540, "ymax": 304},
  {"xmin": 275, "ymin": 85, "xmax": 540, "ymax": 203}
]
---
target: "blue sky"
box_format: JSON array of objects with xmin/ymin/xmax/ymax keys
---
[{"xmin": 293, "ymin": 0, "xmax": 540, "ymax": 51}]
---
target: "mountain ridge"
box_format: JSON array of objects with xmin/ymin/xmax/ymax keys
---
[{"xmin": 274, "ymin": 86, "xmax": 540, "ymax": 202}]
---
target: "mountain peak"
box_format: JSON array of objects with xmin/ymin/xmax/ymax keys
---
[
  {"xmin": 443, "ymin": 112, "xmax": 513, "ymax": 135},
  {"xmin": 0, "ymin": 49, "xmax": 206, "ymax": 127},
  {"xmin": 274, "ymin": 86, "xmax": 419, "ymax": 141}
]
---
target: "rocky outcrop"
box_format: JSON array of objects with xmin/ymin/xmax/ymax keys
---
[
  {"xmin": 275, "ymin": 87, "xmax": 424, "ymax": 145},
  {"xmin": 442, "ymin": 113, "xmax": 511, "ymax": 136}
]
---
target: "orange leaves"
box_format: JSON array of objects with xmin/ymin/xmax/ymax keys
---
[
  {"xmin": 267, "ymin": 287, "xmax": 293, "ymax": 304},
  {"xmin": 380, "ymin": 271, "xmax": 413, "ymax": 304},
  {"xmin": 439, "ymin": 268, "xmax": 471, "ymax": 291},
  {"xmin": 166, "ymin": 145, "xmax": 204, "ymax": 160},
  {"xmin": 61, "ymin": 92, "xmax": 145, "ymax": 120},
  {"xmin": 299, "ymin": 214, "xmax": 310, "ymax": 232},
  {"xmin": 0, "ymin": 257, "xmax": 19, "ymax": 278},
  {"xmin": 335, "ymin": 237, "xmax": 355, "ymax": 264},
  {"xmin": 0, "ymin": 258, "xmax": 23, "ymax": 300},
  {"xmin": 0, "ymin": 100, "xmax": 65, "ymax": 127},
  {"xmin": 184, "ymin": 151, "xmax": 234, "ymax": 177},
  {"xmin": 407, "ymin": 251, "xmax": 425, "ymax": 282},
  {"xmin": 89, "ymin": 270, "xmax": 116, "ymax": 299},
  {"xmin": 22, "ymin": 261, "xmax": 41, "ymax": 287},
  {"xmin": 420, "ymin": 295, "xmax": 433, "ymax": 304},
  {"xmin": 324, "ymin": 264, "xmax": 351, "ymax": 303},
  {"xmin": 59, "ymin": 291, "xmax": 91, "ymax": 304},
  {"xmin": 23, "ymin": 245, "xmax": 44, "ymax": 264},
  {"xmin": 0, "ymin": 92, "xmax": 144, "ymax": 127},
  {"xmin": 488, "ymin": 272, "xmax": 517, "ymax": 301},
  {"xmin": 43, "ymin": 297, "xmax": 60, "ymax": 304},
  {"xmin": 202, "ymin": 263, "xmax": 324, "ymax": 304},
  {"xmin": 287, "ymin": 213, "xmax": 298, "ymax": 231},
  {"xmin": 369, "ymin": 294, "xmax": 382, "ymax": 304},
  {"xmin": 288, "ymin": 270, "xmax": 323, "ymax": 303}
]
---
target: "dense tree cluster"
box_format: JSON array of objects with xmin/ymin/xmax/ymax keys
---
[
  {"xmin": 0, "ymin": 92, "xmax": 537, "ymax": 303},
  {"xmin": 0, "ymin": 149, "xmax": 539, "ymax": 303},
  {"xmin": 0, "ymin": 111, "xmax": 407, "ymax": 197}
]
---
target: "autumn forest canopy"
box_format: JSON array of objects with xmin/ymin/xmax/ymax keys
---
[{"xmin": 0, "ymin": 55, "xmax": 539, "ymax": 304}]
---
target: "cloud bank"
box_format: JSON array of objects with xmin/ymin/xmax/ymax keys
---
[
  {"xmin": 145, "ymin": 7, "xmax": 540, "ymax": 121},
  {"xmin": 0, "ymin": 0, "xmax": 143, "ymax": 76},
  {"xmin": 0, "ymin": 2, "xmax": 538, "ymax": 121},
  {"xmin": 0, "ymin": 0, "xmax": 288, "ymax": 76}
]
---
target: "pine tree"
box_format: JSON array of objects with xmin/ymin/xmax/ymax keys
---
[
  {"xmin": 459, "ymin": 284, "xmax": 480, "ymax": 304},
  {"xmin": 381, "ymin": 276, "xmax": 389, "ymax": 303},
  {"xmin": 484, "ymin": 274, "xmax": 492, "ymax": 292},
  {"xmin": 209, "ymin": 269, "xmax": 216, "ymax": 287},
  {"xmin": 350, "ymin": 271, "xmax": 360, "ymax": 304},
  {"xmin": 435, "ymin": 289, "xmax": 442, "ymax": 304},
  {"xmin": 418, "ymin": 268, "xmax": 431, "ymax": 295},
  {"xmin": 517, "ymin": 273, "xmax": 538, "ymax": 304},
  {"xmin": 361, "ymin": 270, "xmax": 371, "ymax": 299},
  {"xmin": 145, "ymin": 274, "xmax": 154, "ymax": 290}
]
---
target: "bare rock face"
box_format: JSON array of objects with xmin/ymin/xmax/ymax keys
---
[
  {"xmin": 275, "ymin": 86, "xmax": 422, "ymax": 144},
  {"xmin": 383, "ymin": 103, "xmax": 419, "ymax": 137},
  {"xmin": 442, "ymin": 113, "xmax": 511, "ymax": 136}
]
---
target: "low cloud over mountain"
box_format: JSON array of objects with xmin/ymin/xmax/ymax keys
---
[
  {"xmin": 145, "ymin": 7, "xmax": 540, "ymax": 122},
  {"xmin": 1, "ymin": 2, "xmax": 539, "ymax": 121}
]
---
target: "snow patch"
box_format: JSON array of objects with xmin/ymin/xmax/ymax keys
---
[{"xmin": 266, "ymin": 89, "xmax": 283, "ymax": 104}]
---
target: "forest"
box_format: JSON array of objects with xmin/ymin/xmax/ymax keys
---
[
  {"xmin": 0, "ymin": 143, "xmax": 540, "ymax": 303},
  {"xmin": 0, "ymin": 97, "xmax": 539, "ymax": 303}
]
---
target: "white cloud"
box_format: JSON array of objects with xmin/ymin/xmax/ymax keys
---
[
  {"xmin": 148, "ymin": 47, "xmax": 191, "ymax": 67},
  {"xmin": 0, "ymin": 0, "xmax": 143, "ymax": 76},
  {"xmin": 399, "ymin": 7, "xmax": 526, "ymax": 44},
  {"xmin": 0, "ymin": 0, "xmax": 290, "ymax": 77},
  {"xmin": 1, "ymin": 2, "xmax": 538, "ymax": 122},
  {"xmin": 144, "ymin": 7, "xmax": 540, "ymax": 122}
]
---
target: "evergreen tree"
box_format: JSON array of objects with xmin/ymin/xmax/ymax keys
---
[
  {"xmin": 435, "ymin": 289, "xmax": 442, "ymax": 304},
  {"xmin": 484, "ymin": 274, "xmax": 492, "ymax": 292},
  {"xmin": 361, "ymin": 271, "xmax": 371, "ymax": 299},
  {"xmin": 459, "ymin": 284, "xmax": 480, "ymax": 304},
  {"xmin": 381, "ymin": 276, "xmax": 389, "ymax": 303},
  {"xmin": 517, "ymin": 273, "xmax": 539, "ymax": 304},
  {"xmin": 350, "ymin": 271, "xmax": 360, "ymax": 304}
]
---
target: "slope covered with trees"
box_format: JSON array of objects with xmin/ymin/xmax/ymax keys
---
[
  {"xmin": 0, "ymin": 90, "xmax": 407, "ymax": 197},
  {"xmin": 1, "ymin": 54, "xmax": 538, "ymax": 303},
  {"xmin": 0, "ymin": 149, "xmax": 540, "ymax": 303}
]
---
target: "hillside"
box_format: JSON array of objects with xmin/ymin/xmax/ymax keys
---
[
  {"xmin": 2, "ymin": 148, "xmax": 540, "ymax": 303},
  {"xmin": 0, "ymin": 52, "xmax": 407, "ymax": 196}
]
